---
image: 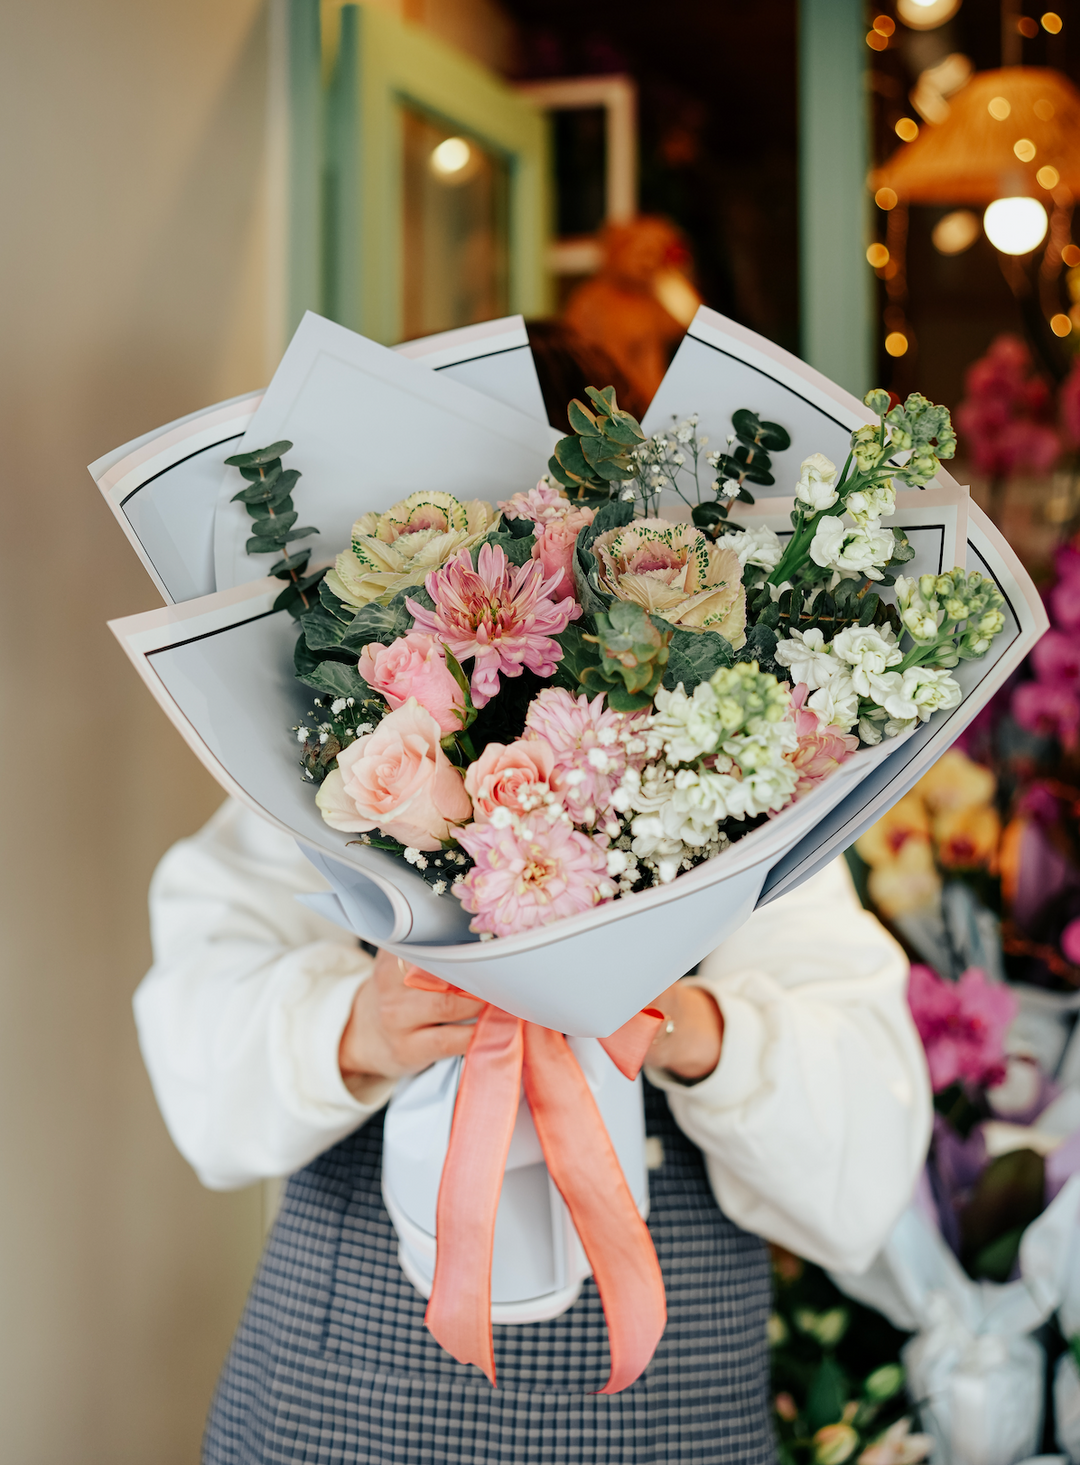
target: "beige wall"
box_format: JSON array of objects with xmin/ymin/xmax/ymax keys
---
[
  {"xmin": 1, "ymin": 2, "xmax": 273, "ymax": 1461},
  {"xmin": 1, "ymin": 2, "xmax": 520, "ymax": 1458}
]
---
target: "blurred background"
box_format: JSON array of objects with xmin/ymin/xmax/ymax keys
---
[{"xmin": 4, "ymin": 0, "xmax": 1080, "ymax": 1459}]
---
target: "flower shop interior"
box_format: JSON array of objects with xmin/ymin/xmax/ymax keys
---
[{"xmin": 5, "ymin": 0, "xmax": 1080, "ymax": 1460}]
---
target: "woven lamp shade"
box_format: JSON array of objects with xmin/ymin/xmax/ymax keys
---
[{"xmin": 872, "ymin": 67, "xmax": 1080, "ymax": 205}]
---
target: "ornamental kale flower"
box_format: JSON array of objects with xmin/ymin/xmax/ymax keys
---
[
  {"xmin": 453, "ymin": 812, "xmax": 613, "ymax": 937},
  {"xmin": 326, "ymin": 491, "xmax": 495, "ymax": 608},
  {"xmin": 591, "ymin": 517, "xmax": 747, "ymax": 643},
  {"xmin": 407, "ymin": 543, "xmax": 580, "ymax": 708}
]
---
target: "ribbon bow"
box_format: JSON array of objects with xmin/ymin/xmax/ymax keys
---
[{"xmin": 403, "ymin": 965, "xmax": 668, "ymax": 1393}]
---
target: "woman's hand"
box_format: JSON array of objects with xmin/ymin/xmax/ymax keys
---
[
  {"xmin": 646, "ymin": 981, "xmax": 724, "ymax": 1083},
  {"xmin": 339, "ymin": 949, "xmax": 483, "ymax": 1095}
]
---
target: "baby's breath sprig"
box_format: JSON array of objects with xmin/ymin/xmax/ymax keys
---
[{"xmin": 293, "ymin": 693, "xmax": 386, "ymax": 784}]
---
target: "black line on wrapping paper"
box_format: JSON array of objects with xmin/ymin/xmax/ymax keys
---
[
  {"xmin": 118, "ymin": 434, "xmax": 246, "ymax": 508},
  {"xmin": 145, "ymin": 607, "xmax": 279, "ymax": 656},
  {"xmin": 432, "ymin": 345, "xmax": 526, "ymax": 370},
  {"xmin": 684, "ymin": 336, "xmax": 870, "ymax": 438}
]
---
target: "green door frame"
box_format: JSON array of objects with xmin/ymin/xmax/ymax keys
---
[
  {"xmin": 309, "ymin": 2, "xmax": 550, "ymax": 344},
  {"xmin": 799, "ymin": 0, "xmax": 873, "ymax": 398}
]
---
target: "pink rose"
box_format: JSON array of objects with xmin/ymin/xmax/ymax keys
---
[
  {"xmin": 315, "ymin": 699, "xmax": 472, "ymax": 850},
  {"xmin": 530, "ymin": 506, "xmax": 594, "ymax": 602},
  {"xmin": 463, "ymin": 738, "xmax": 558, "ymax": 823},
  {"xmin": 358, "ymin": 632, "xmax": 465, "ymax": 737}
]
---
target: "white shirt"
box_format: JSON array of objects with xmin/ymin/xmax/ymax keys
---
[{"xmin": 134, "ymin": 799, "xmax": 931, "ymax": 1274}]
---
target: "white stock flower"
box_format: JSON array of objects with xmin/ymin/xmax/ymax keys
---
[
  {"xmin": 795, "ymin": 453, "xmax": 839, "ymax": 511},
  {"xmin": 864, "ymin": 665, "xmax": 961, "ymax": 724},
  {"xmin": 649, "ymin": 682, "xmax": 722, "ymax": 764},
  {"xmin": 895, "ymin": 574, "xmax": 941, "ymax": 643},
  {"xmin": 809, "ymin": 517, "xmax": 895, "ymax": 581},
  {"xmin": 724, "ymin": 524, "xmax": 783, "ymax": 571},
  {"xmin": 845, "ymin": 478, "xmax": 895, "ymax": 525},
  {"xmin": 774, "ymin": 627, "xmax": 838, "ymax": 691},
  {"xmin": 831, "ymin": 624, "xmax": 902, "ymax": 696},
  {"xmin": 808, "ymin": 670, "xmax": 859, "ymax": 731}
]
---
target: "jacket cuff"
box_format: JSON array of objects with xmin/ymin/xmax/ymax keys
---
[
  {"xmin": 287, "ymin": 952, "xmax": 393, "ymax": 1119},
  {"xmin": 646, "ymin": 976, "xmax": 766, "ymax": 1110}
]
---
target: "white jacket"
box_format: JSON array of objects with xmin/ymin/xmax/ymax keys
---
[{"xmin": 134, "ymin": 799, "xmax": 932, "ymax": 1273}]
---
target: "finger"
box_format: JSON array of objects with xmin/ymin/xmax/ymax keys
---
[
  {"xmin": 390, "ymin": 988, "xmax": 484, "ymax": 1029},
  {"xmin": 401, "ymin": 1022, "xmax": 476, "ymax": 1067}
]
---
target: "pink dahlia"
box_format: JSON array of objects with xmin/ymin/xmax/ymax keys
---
[
  {"xmin": 498, "ymin": 481, "xmax": 574, "ymax": 523},
  {"xmin": 786, "ymin": 684, "xmax": 858, "ymax": 795},
  {"xmin": 453, "ymin": 813, "xmax": 612, "ymax": 938},
  {"xmin": 406, "ymin": 543, "xmax": 580, "ymax": 708},
  {"xmin": 907, "ymin": 964, "xmax": 1017, "ymax": 1093},
  {"xmin": 524, "ymin": 687, "xmax": 647, "ymax": 827}
]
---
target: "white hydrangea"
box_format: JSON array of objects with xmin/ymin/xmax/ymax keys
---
[
  {"xmin": 774, "ymin": 627, "xmax": 838, "ymax": 691},
  {"xmin": 831, "ymin": 624, "xmax": 903, "ymax": 696},
  {"xmin": 795, "ymin": 453, "xmax": 839, "ymax": 512},
  {"xmin": 723, "ymin": 524, "xmax": 783, "ymax": 571},
  {"xmin": 809, "ymin": 517, "xmax": 896, "ymax": 581}
]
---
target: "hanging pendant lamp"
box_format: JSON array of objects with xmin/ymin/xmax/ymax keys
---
[{"xmin": 872, "ymin": 66, "xmax": 1080, "ymax": 206}]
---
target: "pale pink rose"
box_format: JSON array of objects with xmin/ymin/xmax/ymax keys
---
[
  {"xmin": 786, "ymin": 683, "xmax": 859, "ymax": 795},
  {"xmin": 315, "ymin": 699, "xmax": 471, "ymax": 851},
  {"xmin": 358, "ymin": 632, "xmax": 465, "ymax": 737},
  {"xmin": 530, "ymin": 506, "xmax": 595, "ymax": 601},
  {"xmin": 464, "ymin": 739, "xmax": 559, "ymax": 823}
]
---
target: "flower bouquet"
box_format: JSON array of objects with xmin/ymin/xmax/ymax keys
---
[{"xmin": 99, "ymin": 306, "xmax": 1047, "ymax": 1388}]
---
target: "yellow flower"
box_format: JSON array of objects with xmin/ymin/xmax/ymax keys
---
[
  {"xmin": 814, "ymin": 1423, "xmax": 859, "ymax": 1465},
  {"xmin": 916, "ymin": 748, "xmax": 996, "ymax": 815},
  {"xmin": 855, "ymin": 793, "xmax": 932, "ymax": 868},
  {"xmin": 590, "ymin": 517, "xmax": 747, "ymax": 644},
  {"xmin": 325, "ymin": 491, "xmax": 495, "ymax": 609},
  {"xmin": 867, "ymin": 839, "xmax": 942, "ymax": 918},
  {"xmin": 933, "ymin": 802, "xmax": 1001, "ymax": 869}
]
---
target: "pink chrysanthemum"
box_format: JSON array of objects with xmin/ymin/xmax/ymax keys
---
[
  {"xmin": 523, "ymin": 687, "xmax": 647, "ymax": 827},
  {"xmin": 786, "ymin": 684, "xmax": 859, "ymax": 795},
  {"xmin": 406, "ymin": 543, "xmax": 580, "ymax": 708},
  {"xmin": 453, "ymin": 813, "xmax": 612, "ymax": 937},
  {"xmin": 907, "ymin": 964, "xmax": 1017, "ymax": 1093}
]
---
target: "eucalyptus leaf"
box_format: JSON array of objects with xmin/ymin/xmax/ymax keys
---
[
  {"xmin": 249, "ymin": 508, "xmax": 298, "ymax": 538},
  {"xmin": 225, "ymin": 439, "xmax": 293, "ymax": 468}
]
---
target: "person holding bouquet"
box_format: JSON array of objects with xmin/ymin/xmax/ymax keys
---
[{"xmin": 137, "ymin": 799, "xmax": 930, "ymax": 1465}]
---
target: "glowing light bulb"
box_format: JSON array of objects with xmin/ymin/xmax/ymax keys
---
[
  {"xmin": 430, "ymin": 137, "xmax": 472, "ymax": 176},
  {"xmin": 983, "ymin": 197, "xmax": 1049, "ymax": 254}
]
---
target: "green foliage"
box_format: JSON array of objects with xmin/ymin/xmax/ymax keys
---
[
  {"xmin": 548, "ymin": 386, "xmax": 645, "ymax": 501},
  {"xmin": 578, "ymin": 602, "xmax": 673, "ymax": 711},
  {"xmin": 661, "ymin": 627, "xmax": 734, "ymax": 692},
  {"xmin": 475, "ymin": 527, "xmax": 536, "ymax": 568},
  {"xmin": 710, "ymin": 409, "xmax": 791, "ymax": 489},
  {"xmin": 338, "ymin": 589, "xmax": 419, "ymax": 654},
  {"xmin": 734, "ymin": 622, "xmax": 780, "ymax": 677},
  {"xmin": 959, "ymin": 1148, "xmax": 1045, "ymax": 1281},
  {"xmin": 226, "ymin": 440, "xmax": 324, "ymax": 619}
]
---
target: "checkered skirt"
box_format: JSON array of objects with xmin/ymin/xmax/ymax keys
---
[{"xmin": 203, "ymin": 1080, "xmax": 775, "ymax": 1464}]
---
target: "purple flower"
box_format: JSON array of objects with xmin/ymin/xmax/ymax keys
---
[
  {"xmin": 907, "ymin": 965, "xmax": 1017, "ymax": 1093},
  {"xmin": 1031, "ymin": 629, "xmax": 1080, "ymax": 690}
]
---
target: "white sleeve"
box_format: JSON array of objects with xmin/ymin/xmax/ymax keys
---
[
  {"xmin": 134, "ymin": 799, "xmax": 395, "ymax": 1191},
  {"xmin": 646, "ymin": 858, "xmax": 931, "ymax": 1274}
]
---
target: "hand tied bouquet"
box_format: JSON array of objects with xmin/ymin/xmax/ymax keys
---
[{"xmin": 225, "ymin": 384, "xmax": 1006, "ymax": 943}]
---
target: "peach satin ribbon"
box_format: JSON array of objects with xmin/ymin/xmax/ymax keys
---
[{"xmin": 402, "ymin": 966, "xmax": 668, "ymax": 1393}]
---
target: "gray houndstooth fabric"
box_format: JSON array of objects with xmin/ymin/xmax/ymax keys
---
[{"xmin": 203, "ymin": 1080, "xmax": 775, "ymax": 1464}]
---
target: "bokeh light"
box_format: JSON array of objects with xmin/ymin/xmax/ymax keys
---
[
  {"xmin": 988, "ymin": 96, "xmax": 1012, "ymax": 121},
  {"xmin": 1042, "ymin": 12, "xmax": 1063, "ymax": 33},
  {"xmin": 885, "ymin": 332, "xmax": 909, "ymax": 357},
  {"xmin": 1050, "ymin": 313, "xmax": 1072, "ymax": 337},
  {"xmin": 932, "ymin": 210, "xmax": 980, "ymax": 255},
  {"xmin": 1014, "ymin": 138, "xmax": 1037, "ymax": 162},
  {"xmin": 875, "ymin": 187, "xmax": 899, "ymax": 210},
  {"xmin": 866, "ymin": 243, "xmax": 890, "ymax": 268},
  {"xmin": 430, "ymin": 137, "xmax": 472, "ymax": 177},
  {"xmin": 1037, "ymin": 166, "xmax": 1060, "ymax": 189},
  {"xmin": 983, "ymin": 197, "xmax": 1048, "ymax": 255},
  {"xmin": 895, "ymin": 118, "xmax": 920, "ymax": 142}
]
